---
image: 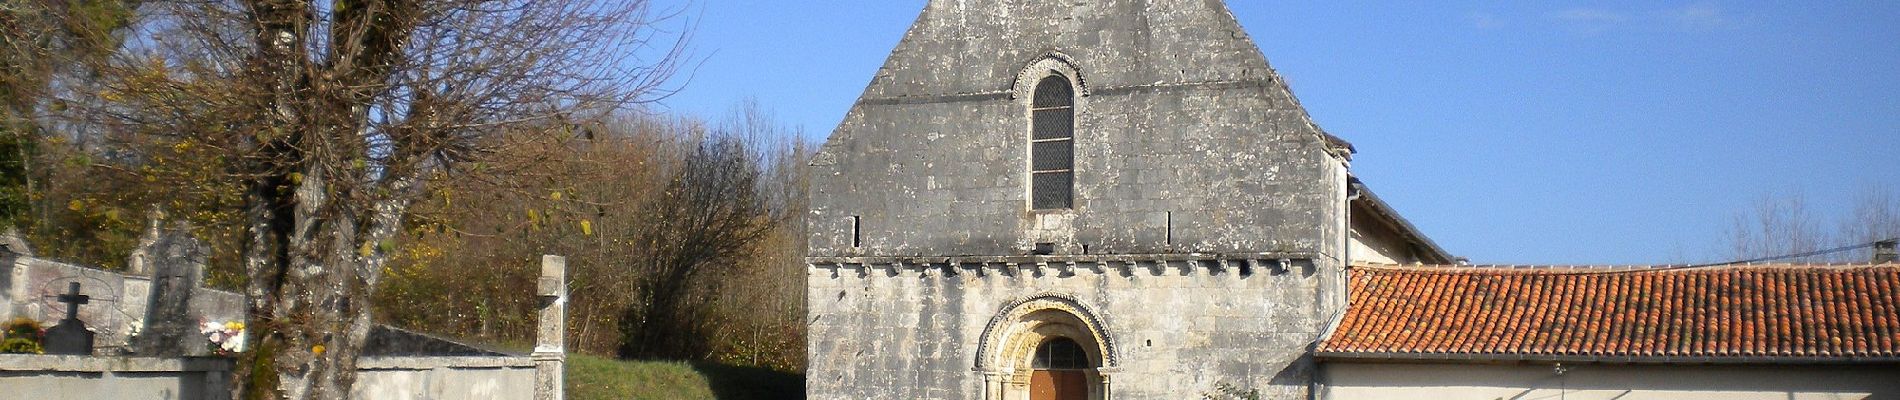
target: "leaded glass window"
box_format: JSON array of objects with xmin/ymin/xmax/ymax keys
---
[
  {"xmin": 1031, "ymin": 76, "xmax": 1074, "ymax": 209},
  {"xmin": 1032, "ymin": 337, "xmax": 1089, "ymax": 369}
]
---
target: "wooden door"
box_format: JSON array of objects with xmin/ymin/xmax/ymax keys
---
[{"xmin": 1029, "ymin": 370, "xmax": 1088, "ymax": 400}]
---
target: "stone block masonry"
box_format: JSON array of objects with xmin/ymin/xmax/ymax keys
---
[
  {"xmin": 807, "ymin": 0, "xmax": 1350, "ymax": 260},
  {"xmin": 807, "ymin": 254, "xmax": 1337, "ymax": 399},
  {"xmin": 804, "ymin": 1, "xmax": 1356, "ymax": 398}
]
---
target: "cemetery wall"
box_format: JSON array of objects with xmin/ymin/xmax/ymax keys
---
[
  {"xmin": 354, "ymin": 356, "xmax": 541, "ymax": 399},
  {"xmin": 0, "ymin": 355, "xmax": 232, "ymax": 400},
  {"xmin": 1, "ymin": 236, "xmax": 569, "ymax": 400},
  {"xmin": 0, "ymin": 253, "xmax": 244, "ymax": 353},
  {"xmin": 0, "ymin": 354, "xmax": 543, "ymax": 400}
]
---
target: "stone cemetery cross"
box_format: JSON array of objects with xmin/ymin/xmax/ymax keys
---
[
  {"xmin": 44, "ymin": 282, "xmax": 97, "ymax": 355},
  {"xmin": 58, "ymin": 282, "xmax": 89, "ymax": 321}
]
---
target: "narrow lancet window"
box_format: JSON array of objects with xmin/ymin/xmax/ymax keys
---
[{"xmin": 1031, "ymin": 75, "xmax": 1075, "ymax": 210}]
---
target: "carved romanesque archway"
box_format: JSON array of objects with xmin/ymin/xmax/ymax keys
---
[
  {"xmin": 1010, "ymin": 51, "xmax": 1090, "ymax": 100},
  {"xmin": 975, "ymin": 295, "xmax": 1117, "ymax": 400}
]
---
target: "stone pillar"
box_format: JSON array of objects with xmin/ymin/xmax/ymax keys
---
[
  {"xmin": 979, "ymin": 370, "xmax": 1004, "ymax": 400},
  {"xmin": 131, "ymin": 222, "xmax": 210, "ymax": 357},
  {"xmin": 533, "ymin": 255, "xmax": 567, "ymax": 400}
]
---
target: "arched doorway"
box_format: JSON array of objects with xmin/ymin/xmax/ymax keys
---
[
  {"xmin": 975, "ymin": 295, "xmax": 1115, "ymax": 400},
  {"xmin": 1029, "ymin": 337, "xmax": 1091, "ymax": 400}
]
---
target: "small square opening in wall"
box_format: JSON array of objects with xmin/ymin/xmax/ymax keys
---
[{"xmin": 1034, "ymin": 243, "xmax": 1055, "ymax": 255}]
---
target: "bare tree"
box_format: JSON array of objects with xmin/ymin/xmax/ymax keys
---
[
  {"xmin": 56, "ymin": 1, "xmax": 687, "ymax": 398},
  {"xmin": 1840, "ymin": 188, "xmax": 1900, "ymax": 247},
  {"xmin": 1725, "ymin": 187, "xmax": 1900, "ymax": 264},
  {"xmin": 1727, "ymin": 195, "xmax": 1829, "ymax": 263},
  {"xmin": 618, "ymin": 126, "xmax": 779, "ymax": 360},
  {"xmin": 374, "ymin": 105, "xmax": 812, "ymax": 369}
]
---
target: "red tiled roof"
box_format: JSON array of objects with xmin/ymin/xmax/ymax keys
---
[{"xmin": 1318, "ymin": 264, "xmax": 1900, "ymax": 361}]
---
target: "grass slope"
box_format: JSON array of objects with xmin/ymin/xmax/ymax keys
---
[{"xmin": 567, "ymin": 354, "xmax": 803, "ymax": 400}]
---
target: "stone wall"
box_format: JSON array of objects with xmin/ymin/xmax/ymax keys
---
[
  {"xmin": 807, "ymin": 0, "xmax": 1349, "ymax": 258},
  {"xmin": 1347, "ymin": 208, "xmax": 1419, "ymax": 266},
  {"xmin": 1, "ymin": 243, "xmax": 571, "ymax": 399},
  {"xmin": 354, "ymin": 356, "xmax": 540, "ymax": 400},
  {"xmin": 0, "ymin": 355, "xmax": 231, "ymax": 400},
  {"xmin": 807, "ymin": 255, "xmax": 1336, "ymax": 399},
  {"xmin": 805, "ymin": 1, "xmax": 1356, "ymax": 399},
  {"xmin": 0, "ymin": 354, "xmax": 543, "ymax": 400}
]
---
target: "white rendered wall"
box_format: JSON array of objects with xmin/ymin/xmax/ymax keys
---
[{"xmin": 1321, "ymin": 362, "xmax": 1900, "ymax": 400}]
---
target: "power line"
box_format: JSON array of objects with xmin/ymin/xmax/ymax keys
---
[
  {"xmin": 1381, "ymin": 237, "xmax": 1900, "ymax": 276},
  {"xmin": 1555, "ymin": 237, "xmax": 1900, "ymax": 275},
  {"xmin": 1691, "ymin": 237, "xmax": 1896, "ymax": 267}
]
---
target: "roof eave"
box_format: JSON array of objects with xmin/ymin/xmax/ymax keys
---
[
  {"xmin": 1320, "ymin": 131, "xmax": 1355, "ymax": 161},
  {"xmin": 1349, "ymin": 181, "xmax": 1456, "ymax": 264}
]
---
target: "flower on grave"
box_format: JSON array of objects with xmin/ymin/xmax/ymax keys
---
[
  {"xmin": 1, "ymin": 318, "xmax": 46, "ymax": 354},
  {"xmin": 122, "ymin": 319, "xmax": 144, "ymax": 344},
  {"xmin": 199, "ymin": 319, "xmax": 247, "ymax": 355}
]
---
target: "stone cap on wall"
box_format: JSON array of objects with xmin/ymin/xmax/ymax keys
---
[
  {"xmin": 356, "ymin": 356, "xmax": 537, "ymax": 371},
  {"xmin": 363, "ymin": 325, "xmax": 516, "ymax": 357},
  {"xmin": 0, "ymin": 354, "xmax": 232, "ymax": 372}
]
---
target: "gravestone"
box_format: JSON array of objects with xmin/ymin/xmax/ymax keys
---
[
  {"xmin": 43, "ymin": 282, "xmax": 94, "ymax": 355},
  {"xmin": 131, "ymin": 222, "xmax": 212, "ymax": 357}
]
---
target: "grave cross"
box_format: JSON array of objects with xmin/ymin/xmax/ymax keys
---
[
  {"xmin": 44, "ymin": 281, "xmax": 96, "ymax": 355},
  {"xmin": 57, "ymin": 282, "xmax": 89, "ymax": 321}
]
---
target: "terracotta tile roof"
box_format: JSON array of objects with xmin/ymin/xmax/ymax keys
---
[{"xmin": 1318, "ymin": 264, "xmax": 1900, "ymax": 362}]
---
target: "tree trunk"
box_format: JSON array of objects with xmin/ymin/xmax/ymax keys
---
[{"xmin": 232, "ymin": 2, "xmax": 420, "ymax": 398}]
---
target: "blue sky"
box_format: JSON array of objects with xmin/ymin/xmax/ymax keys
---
[{"xmin": 647, "ymin": 1, "xmax": 1900, "ymax": 265}]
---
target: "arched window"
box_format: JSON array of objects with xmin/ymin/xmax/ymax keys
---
[
  {"xmin": 1032, "ymin": 337, "xmax": 1090, "ymax": 369},
  {"xmin": 1031, "ymin": 75, "xmax": 1075, "ymax": 210}
]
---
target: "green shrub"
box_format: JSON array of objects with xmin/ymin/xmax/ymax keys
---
[
  {"xmin": 1, "ymin": 318, "xmax": 45, "ymax": 354},
  {"xmin": 565, "ymin": 353, "xmax": 804, "ymax": 400},
  {"xmin": 0, "ymin": 338, "xmax": 42, "ymax": 354}
]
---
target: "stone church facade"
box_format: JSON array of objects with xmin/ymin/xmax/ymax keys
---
[
  {"xmin": 805, "ymin": 1, "xmax": 1446, "ymax": 398},
  {"xmin": 804, "ymin": 1, "xmax": 1900, "ymax": 399}
]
